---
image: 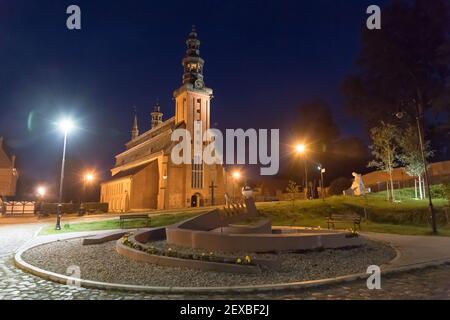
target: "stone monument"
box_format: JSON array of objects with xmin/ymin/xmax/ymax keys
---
[{"xmin": 350, "ymin": 172, "xmax": 366, "ymax": 196}]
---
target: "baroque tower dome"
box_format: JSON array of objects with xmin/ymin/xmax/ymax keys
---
[{"xmin": 182, "ymin": 25, "xmax": 205, "ymax": 89}]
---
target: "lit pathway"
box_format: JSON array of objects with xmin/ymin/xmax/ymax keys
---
[
  {"xmin": 363, "ymin": 232, "xmax": 450, "ymax": 268},
  {"xmin": 1, "ymin": 223, "xmax": 450, "ymax": 300}
]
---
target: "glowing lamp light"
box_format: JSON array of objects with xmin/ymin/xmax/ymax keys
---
[
  {"xmin": 58, "ymin": 118, "xmax": 75, "ymax": 134},
  {"xmin": 232, "ymin": 171, "xmax": 241, "ymax": 180},
  {"xmin": 295, "ymin": 144, "xmax": 306, "ymax": 154},
  {"xmin": 84, "ymin": 173, "xmax": 95, "ymax": 183},
  {"xmin": 36, "ymin": 186, "xmax": 47, "ymax": 197}
]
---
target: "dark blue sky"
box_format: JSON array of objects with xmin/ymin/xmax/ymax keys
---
[{"xmin": 0, "ymin": 0, "xmax": 385, "ymax": 183}]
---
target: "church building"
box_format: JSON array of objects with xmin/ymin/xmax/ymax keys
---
[
  {"xmin": 0, "ymin": 137, "xmax": 18, "ymax": 200},
  {"xmin": 100, "ymin": 28, "xmax": 226, "ymax": 212}
]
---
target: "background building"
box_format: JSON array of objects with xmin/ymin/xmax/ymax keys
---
[
  {"xmin": 0, "ymin": 137, "xmax": 18, "ymax": 199},
  {"xmin": 101, "ymin": 28, "xmax": 226, "ymax": 212}
]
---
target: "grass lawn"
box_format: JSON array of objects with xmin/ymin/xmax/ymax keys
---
[
  {"xmin": 256, "ymin": 193, "xmax": 450, "ymax": 236},
  {"xmin": 40, "ymin": 191, "xmax": 450, "ymax": 237},
  {"xmin": 39, "ymin": 211, "xmax": 204, "ymax": 235}
]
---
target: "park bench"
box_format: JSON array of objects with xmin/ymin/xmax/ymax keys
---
[
  {"xmin": 327, "ymin": 214, "xmax": 361, "ymax": 230},
  {"xmin": 119, "ymin": 214, "xmax": 151, "ymax": 229}
]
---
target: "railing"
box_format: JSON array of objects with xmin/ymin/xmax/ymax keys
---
[{"xmin": 2, "ymin": 201, "xmax": 36, "ymax": 216}]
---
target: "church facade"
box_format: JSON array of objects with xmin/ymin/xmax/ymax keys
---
[
  {"xmin": 0, "ymin": 137, "xmax": 18, "ymax": 199},
  {"xmin": 100, "ymin": 28, "xmax": 226, "ymax": 212}
]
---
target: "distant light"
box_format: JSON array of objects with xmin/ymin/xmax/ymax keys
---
[
  {"xmin": 232, "ymin": 171, "xmax": 241, "ymax": 180},
  {"xmin": 58, "ymin": 118, "xmax": 75, "ymax": 134},
  {"xmin": 36, "ymin": 186, "xmax": 46, "ymax": 197},
  {"xmin": 395, "ymin": 111, "xmax": 405, "ymax": 119},
  {"xmin": 295, "ymin": 144, "xmax": 306, "ymax": 154},
  {"xmin": 84, "ymin": 172, "xmax": 95, "ymax": 183}
]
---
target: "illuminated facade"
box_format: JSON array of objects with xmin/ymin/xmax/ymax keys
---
[{"xmin": 101, "ymin": 28, "xmax": 225, "ymax": 212}]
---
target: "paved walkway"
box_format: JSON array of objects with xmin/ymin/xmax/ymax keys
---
[
  {"xmin": 1, "ymin": 223, "xmax": 450, "ymax": 300},
  {"xmin": 0, "ymin": 206, "xmax": 211, "ymax": 225},
  {"xmin": 363, "ymin": 232, "xmax": 450, "ymax": 268}
]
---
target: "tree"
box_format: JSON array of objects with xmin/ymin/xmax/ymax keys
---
[
  {"xmin": 343, "ymin": 0, "xmax": 450, "ymax": 130},
  {"xmin": 396, "ymin": 126, "xmax": 434, "ymax": 199},
  {"xmin": 286, "ymin": 180, "xmax": 300, "ymax": 204},
  {"xmin": 289, "ymin": 99, "xmax": 370, "ymax": 180},
  {"xmin": 294, "ymin": 99, "xmax": 340, "ymax": 147},
  {"xmin": 368, "ymin": 122, "xmax": 400, "ymax": 202},
  {"xmin": 328, "ymin": 177, "xmax": 352, "ymax": 196}
]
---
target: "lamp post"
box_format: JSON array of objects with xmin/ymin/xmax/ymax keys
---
[
  {"xmin": 318, "ymin": 166, "xmax": 326, "ymax": 201},
  {"xmin": 36, "ymin": 185, "xmax": 46, "ymax": 216},
  {"xmin": 83, "ymin": 172, "xmax": 95, "ymax": 202},
  {"xmin": 396, "ymin": 105, "xmax": 437, "ymax": 235},
  {"xmin": 232, "ymin": 171, "xmax": 241, "ymax": 201},
  {"xmin": 295, "ymin": 144, "xmax": 308, "ymax": 199},
  {"xmin": 56, "ymin": 118, "xmax": 75, "ymax": 230}
]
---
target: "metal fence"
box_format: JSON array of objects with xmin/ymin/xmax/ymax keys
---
[{"xmin": 2, "ymin": 201, "xmax": 36, "ymax": 216}]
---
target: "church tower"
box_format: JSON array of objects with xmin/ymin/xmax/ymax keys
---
[
  {"xmin": 131, "ymin": 107, "xmax": 139, "ymax": 140},
  {"xmin": 173, "ymin": 26, "xmax": 215, "ymax": 196},
  {"xmin": 151, "ymin": 102, "xmax": 163, "ymax": 129},
  {"xmin": 174, "ymin": 26, "xmax": 213, "ymax": 137}
]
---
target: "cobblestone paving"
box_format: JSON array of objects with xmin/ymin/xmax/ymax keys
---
[
  {"xmin": 1, "ymin": 223, "xmax": 450, "ymax": 300},
  {"xmin": 255, "ymin": 264, "xmax": 450, "ymax": 300}
]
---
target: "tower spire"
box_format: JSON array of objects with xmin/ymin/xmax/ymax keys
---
[
  {"xmin": 131, "ymin": 106, "xmax": 139, "ymax": 140},
  {"xmin": 151, "ymin": 101, "xmax": 163, "ymax": 129},
  {"xmin": 182, "ymin": 26, "xmax": 205, "ymax": 89}
]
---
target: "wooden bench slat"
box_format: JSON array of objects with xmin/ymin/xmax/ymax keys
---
[
  {"xmin": 327, "ymin": 213, "xmax": 361, "ymax": 230},
  {"xmin": 119, "ymin": 214, "xmax": 151, "ymax": 229}
]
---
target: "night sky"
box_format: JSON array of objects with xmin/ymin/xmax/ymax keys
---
[{"xmin": 0, "ymin": 0, "xmax": 386, "ymax": 188}]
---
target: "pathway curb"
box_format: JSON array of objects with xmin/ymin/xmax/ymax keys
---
[{"xmin": 13, "ymin": 234, "xmax": 450, "ymax": 295}]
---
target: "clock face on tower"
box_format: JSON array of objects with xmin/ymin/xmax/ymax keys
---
[{"xmin": 194, "ymin": 79, "xmax": 204, "ymax": 89}]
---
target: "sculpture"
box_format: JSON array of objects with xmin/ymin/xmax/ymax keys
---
[
  {"xmin": 350, "ymin": 172, "xmax": 366, "ymax": 196},
  {"xmin": 241, "ymin": 185, "xmax": 253, "ymax": 199}
]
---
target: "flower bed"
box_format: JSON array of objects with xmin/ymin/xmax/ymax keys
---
[{"xmin": 121, "ymin": 234, "xmax": 255, "ymax": 266}]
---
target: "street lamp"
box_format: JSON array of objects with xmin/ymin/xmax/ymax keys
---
[
  {"xmin": 295, "ymin": 143, "xmax": 309, "ymax": 199},
  {"xmin": 82, "ymin": 172, "xmax": 95, "ymax": 203},
  {"xmin": 35, "ymin": 185, "xmax": 47, "ymax": 216},
  {"xmin": 55, "ymin": 118, "xmax": 75, "ymax": 230},
  {"xmin": 318, "ymin": 165, "xmax": 326, "ymax": 201},
  {"xmin": 36, "ymin": 185, "xmax": 47, "ymax": 198},
  {"xmin": 232, "ymin": 171, "xmax": 242, "ymax": 201},
  {"xmin": 396, "ymin": 106, "xmax": 437, "ymax": 235}
]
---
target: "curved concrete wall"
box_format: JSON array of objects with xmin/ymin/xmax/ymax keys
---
[
  {"xmin": 133, "ymin": 227, "xmax": 167, "ymax": 243},
  {"xmin": 166, "ymin": 227, "xmax": 363, "ymax": 252},
  {"xmin": 211, "ymin": 219, "xmax": 272, "ymax": 235}
]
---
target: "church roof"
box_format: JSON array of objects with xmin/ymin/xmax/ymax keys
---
[
  {"xmin": 125, "ymin": 116, "xmax": 175, "ymax": 150},
  {"xmin": 111, "ymin": 162, "xmax": 151, "ymax": 180},
  {"xmin": 0, "ymin": 137, "xmax": 15, "ymax": 168},
  {"xmin": 111, "ymin": 119, "xmax": 186, "ymax": 175}
]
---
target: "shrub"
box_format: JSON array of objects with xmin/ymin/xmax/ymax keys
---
[{"xmin": 434, "ymin": 183, "xmax": 450, "ymax": 203}]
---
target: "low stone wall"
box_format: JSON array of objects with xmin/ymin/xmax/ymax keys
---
[
  {"xmin": 82, "ymin": 231, "xmax": 127, "ymax": 245},
  {"xmin": 211, "ymin": 219, "xmax": 272, "ymax": 235},
  {"xmin": 166, "ymin": 228, "xmax": 362, "ymax": 252},
  {"xmin": 115, "ymin": 239, "xmax": 260, "ymax": 274},
  {"xmin": 133, "ymin": 227, "xmax": 166, "ymax": 243}
]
